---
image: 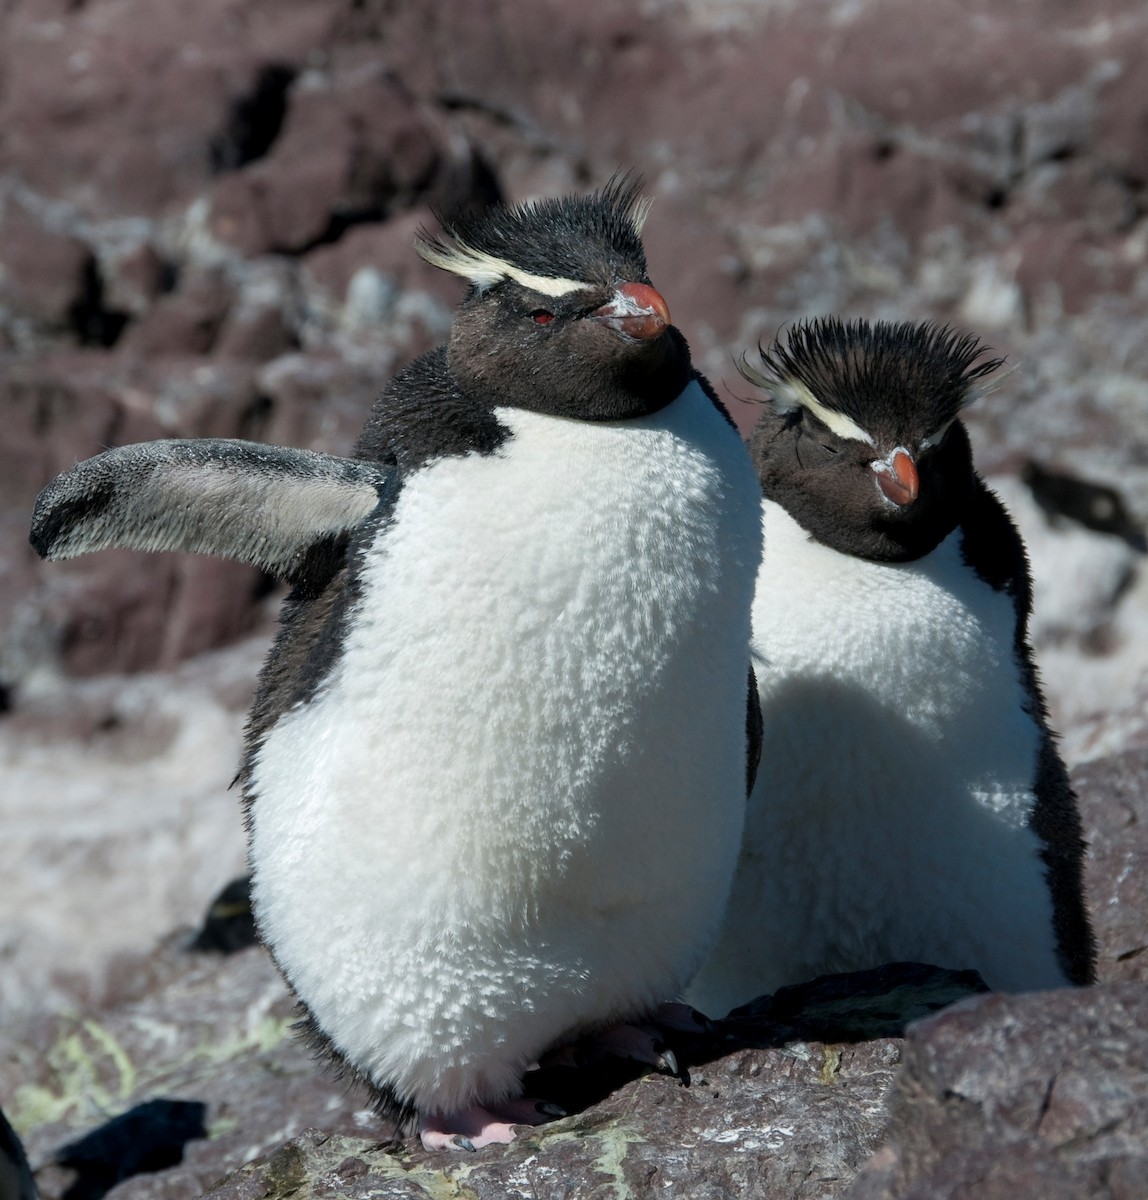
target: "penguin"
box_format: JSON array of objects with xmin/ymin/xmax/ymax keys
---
[
  {"xmin": 189, "ymin": 876, "xmax": 259, "ymax": 955},
  {"xmin": 684, "ymin": 317, "xmax": 1096, "ymax": 1017},
  {"xmin": 30, "ymin": 178, "xmax": 763, "ymax": 1150},
  {"xmin": 1021, "ymin": 459, "xmax": 1147, "ymax": 552}
]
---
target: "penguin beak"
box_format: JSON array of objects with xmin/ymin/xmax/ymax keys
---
[
  {"xmin": 589, "ymin": 283, "xmax": 671, "ymax": 341},
  {"xmin": 873, "ymin": 447, "xmax": 920, "ymax": 507}
]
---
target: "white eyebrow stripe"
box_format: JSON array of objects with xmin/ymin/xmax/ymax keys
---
[
  {"xmin": 781, "ymin": 380, "xmax": 876, "ymax": 446},
  {"xmin": 416, "ymin": 241, "xmax": 592, "ymax": 297}
]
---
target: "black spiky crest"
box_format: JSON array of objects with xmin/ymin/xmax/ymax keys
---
[
  {"xmin": 414, "ymin": 172, "xmax": 651, "ymax": 293},
  {"xmin": 742, "ymin": 317, "xmax": 1005, "ymax": 439}
]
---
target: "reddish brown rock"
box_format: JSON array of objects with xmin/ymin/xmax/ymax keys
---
[
  {"xmin": 208, "ymin": 69, "xmax": 442, "ymax": 257},
  {"xmin": 254, "ymin": 352, "xmax": 388, "ymax": 454},
  {"xmin": 2, "ymin": 355, "xmax": 268, "ymax": 678},
  {"xmin": 3, "ymin": 0, "xmax": 1148, "ymax": 686},
  {"xmin": 117, "ymin": 269, "xmax": 235, "ymax": 359},
  {"xmin": 0, "ymin": 205, "xmax": 94, "ymax": 329},
  {"xmin": 213, "ymin": 294, "xmax": 297, "ymax": 363},
  {"xmin": 102, "ymin": 242, "xmax": 172, "ymax": 317},
  {"xmin": 301, "ymin": 214, "xmax": 459, "ymax": 318},
  {"xmin": 0, "ymin": 0, "xmax": 342, "ymax": 220}
]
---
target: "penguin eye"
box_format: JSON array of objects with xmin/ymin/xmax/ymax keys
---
[{"xmin": 531, "ymin": 310, "xmax": 555, "ymax": 325}]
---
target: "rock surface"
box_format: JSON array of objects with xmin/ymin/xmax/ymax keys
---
[
  {"xmin": 845, "ymin": 985, "xmax": 1148, "ymax": 1199},
  {"xmin": 2, "ymin": 743, "xmax": 1146, "ymax": 1198},
  {"xmin": 2, "ymin": 0, "xmax": 1147, "ymax": 1197},
  {"xmin": 1, "ymin": 954, "xmax": 977, "ymax": 1200}
]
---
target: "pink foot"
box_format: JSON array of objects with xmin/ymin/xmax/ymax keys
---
[{"xmin": 419, "ymin": 1099, "xmax": 565, "ymax": 1152}]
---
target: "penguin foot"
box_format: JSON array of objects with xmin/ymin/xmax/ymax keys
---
[
  {"xmin": 651, "ymin": 1000, "xmax": 716, "ymax": 1034},
  {"xmin": 419, "ymin": 1099, "xmax": 566, "ymax": 1152},
  {"xmin": 542, "ymin": 1022, "xmax": 683, "ymax": 1078}
]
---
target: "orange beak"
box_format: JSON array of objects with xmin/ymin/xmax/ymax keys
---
[
  {"xmin": 589, "ymin": 282, "xmax": 671, "ymax": 341},
  {"xmin": 873, "ymin": 447, "xmax": 920, "ymax": 507}
]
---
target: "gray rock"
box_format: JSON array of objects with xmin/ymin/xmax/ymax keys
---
[
  {"xmin": 1076, "ymin": 748, "xmax": 1148, "ymax": 984},
  {"xmin": 845, "ymin": 984, "xmax": 1148, "ymax": 1199},
  {"xmin": 0, "ymin": 954, "xmax": 989, "ymax": 1200}
]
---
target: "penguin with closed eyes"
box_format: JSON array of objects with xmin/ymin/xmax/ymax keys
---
[
  {"xmin": 685, "ymin": 317, "xmax": 1095, "ymax": 1017},
  {"xmin": 31, "ymin": 178, "xmax": 763, "ymax": 1150}
]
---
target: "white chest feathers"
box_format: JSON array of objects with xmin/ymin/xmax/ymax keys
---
[
  {"xmin": 685, "ymin": 499, "xmax": 1067, "ymax": 1016},
  {"xmin": 248, "ymin": 380, "xmax": 762, "ymax": 1114}
]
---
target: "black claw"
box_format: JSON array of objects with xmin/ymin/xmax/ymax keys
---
[
  {"xmin": 536, "ymin": 1102, "xmax": 567, "ymax": 1118},
  {"xmin": 456, "ymin": 1136, "xmax": 477, "ymax": 1153},
  {"xmin": 656, "ymin": 1047, "xmax": 680, "ymax": 1077}
]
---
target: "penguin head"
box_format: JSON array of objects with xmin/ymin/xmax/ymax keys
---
[
  {"xmin": 415, "ymin": 175, "xmax": 691, "ymax": 420},
  {"xmin": 743, "ymin": 318, "xmax": 1005, "ymax": 561}
]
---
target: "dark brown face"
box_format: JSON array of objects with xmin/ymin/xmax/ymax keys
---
[
  {"xmin": 750, "ymin": 402, "xmax": 978, "ymax": 561},
  {"xmin": 741, "ymin": 319, "xmax": 1004, "ymax": 562},
  {"xmin": 447, "ymin": 277, "xmax": 692, "ymax": 422}
]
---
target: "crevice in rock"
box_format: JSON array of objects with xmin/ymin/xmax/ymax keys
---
[
  {"xmin": 236, "ymin": 392, "xmax": 276, "ymax": 440},
  {"xmin": 211, "ymin": 64, "xmax": 297, "ymax": 173},
  {"xmin": 1034, "ymin": 1073, "xmax": 1057, "ymax": 1133},
  {"xmin": 438, "ymin": 92, "xmax": 558, "ymax": 152},
  {"xmin": 157, "ymin": 258, "xmax": 180, "ymax": 296},
  {"xmin": 277, "ymin": 202, "xmax": 393, "ymax": 256},
  {"xmin": 984, "ymin": 186, "xmax": 1009, "ymax": 211},
  {"xmin": 102, "ymin": 405, "xmax": 127, "ymax": 452},
  {"xmin": 461, "ymin": 147, "xmax": 506, "ymax": 211},
  {"xmin": 66, "ymin": 259, "xmax": 130, "ymax": 348}
]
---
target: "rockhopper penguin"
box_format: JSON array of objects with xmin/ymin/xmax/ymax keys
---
[
  {"xmin": 685, "ymin": 317, "xmax": 1096, "ymax": 1016},
  {"xmin": 31, "ymin": 179, "xmax": 763, "ymax": 1150}
]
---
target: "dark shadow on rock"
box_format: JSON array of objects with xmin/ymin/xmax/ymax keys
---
[
  {"xmin": 210, "ymin": 65, "xmax": 297, "ymax": 173},
  {"xmin": 66, "ymin": 258, "xmax": 129, "ymax": 349},
  {"xmin": 725, "ymin": 961, "xmax": 990, "ymax": 1044},
  {"xmin": 54, "ymin": 1098, "xmax": 208, "ymax": 1200},
  {"xmin": 522, "ymin": 962, "xmax": 986, "ymax": 1122}
]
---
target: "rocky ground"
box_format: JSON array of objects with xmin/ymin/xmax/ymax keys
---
[{"xmin": 2, "ymin": 0, "xmax": 1147, "ymax": 1196}]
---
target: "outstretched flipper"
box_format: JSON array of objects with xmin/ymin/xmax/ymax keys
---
[{"xmin": 30, "ymin": 439, "xmax": 397, "ymax": 592}]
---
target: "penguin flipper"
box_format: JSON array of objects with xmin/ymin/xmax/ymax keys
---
[{"xmin": 30, "ymin": 438, "xmax": 396, "ymax": 589}]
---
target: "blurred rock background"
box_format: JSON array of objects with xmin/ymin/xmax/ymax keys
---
[{"xmin": 1, "ymin": 0, "xmax": 1146, "ymax": 1196}]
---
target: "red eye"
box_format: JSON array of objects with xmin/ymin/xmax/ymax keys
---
[{"xmin": 531, "ymin": 310, "xmax": 554, "ymax": 325}]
